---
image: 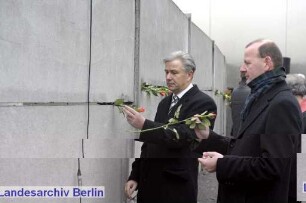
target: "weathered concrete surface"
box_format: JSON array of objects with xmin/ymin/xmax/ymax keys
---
[
  {"xmin": 0, "ymin": 158, "xmax": 79, "ymax": 202},
  {"xmin": 190, "ymin": 22, "xmax": 213, "ymax": 91},
  {"xmin": 88, "ymin": 105, "xmax": 137, "ymax": 139},
  {"xmin": 302, "ymin": 134, "xmax": 306, "ymax": 153},
  {"xmin": 80, "ymin": 158, "xmax": 129, "ymax": 203},
  {"xmin": 0, "ymin": 138, "xmax": 82, "ymax": 158},
  {"xmin": 139, "ymin": 0, "xmax": 189, "ymax": 85},
  {"xmin": 213, "ymin": 45, "xmax": 227, "ymax": 135},
  {"xmin": 0, "ymin": 159, "xmax": 78, "ymax": 186},
  {"xmin": 0, "ymin": 106, "xmax": 87, "ymax": 138},
  {"xmin": 83, "ymin": 139, "xmax": 134, "ymax": 158},
  {"xmin": 0, "ymin": 0, "xmax": 90, "ymax": 102},
  {"xmin": 90, "ymin": 0, "xmax": 135, "ymax": 102}
]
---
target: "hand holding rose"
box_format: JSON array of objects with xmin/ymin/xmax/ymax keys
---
[{"xmin": 123, "ymin": 105, "xmax": 146, "ymax": 129}]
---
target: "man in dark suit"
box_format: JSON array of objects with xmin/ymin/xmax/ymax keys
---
[
  {"xmin": 123, "ymin": 51, "xmax": 217, "ymax": 203},
  {"xmin": 196, "ymin": 39, "xmax": 302, "ymax": 203}
]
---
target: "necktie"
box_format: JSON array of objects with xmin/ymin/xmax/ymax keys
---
[{"xmin": 169, "ymin": 95, "xmax": 179, "ymax": 114}]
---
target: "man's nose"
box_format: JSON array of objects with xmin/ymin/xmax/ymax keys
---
[
  {"xmin": 166, "ymin": 73, "xmax": 172, "ymax": 80},
  {"xmin": 240, "ymin": 64, "xmax": 246, "ymax": 72}
]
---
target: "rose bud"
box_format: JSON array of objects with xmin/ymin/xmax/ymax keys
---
[
  {"xmin": 160, "ymin": 91, "xmax": 166, "ymax": 96},
  {"xmin": 136, "ymin": 107, "xmax": 145, "ymax": 113},
  {"xmin": 208, "ymin": 113, "xmax": 217, "ymax": 119}
]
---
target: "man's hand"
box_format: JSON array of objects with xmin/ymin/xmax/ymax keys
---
[
  {"xmin": 198, "ymin": 152, "xmax": 224, "ymax": 173},
  {"xmin": 123, "ymin": 105, "xmax": 146, "ymax": 129},
  {"xmin": 125, "ymin": 180, "xmax": 138, "ymax": 199},
  {"xmin": 194, "ymin": 117, "xmax": 210, "ymax": 139}
]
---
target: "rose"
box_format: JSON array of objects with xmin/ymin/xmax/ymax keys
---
[
  {"xmin": 136, "ymin": 107, "xmax": 145, "ymax": 113},
  {"xmin": 159, "ymin": 91, "xmax": 166, "ymax": 96},
  {"xmin": 215, "ymin": 89, "xmax": 232, "ymax": 103},
  {"xmin": 114, "ymin": 99, "xmax": 145, "ymax": 115}
]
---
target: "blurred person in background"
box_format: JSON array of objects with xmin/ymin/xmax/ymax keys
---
[
  {"xmin": 286, "ymin": 73, "xmax": 306, "ymax": 133},
  {"xmin": 230, "ymin": 72, "xmax": 250, "ymax": 137}
]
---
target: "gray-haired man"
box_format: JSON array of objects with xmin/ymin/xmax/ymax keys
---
[{"xmin": 123, "ymin": 51, "xmax": 217, "ymax": 203}]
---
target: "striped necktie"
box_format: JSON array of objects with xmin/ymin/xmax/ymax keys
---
[{"xmin": 169, "ymin": 95, "xmax": 179, "ymax": 114}]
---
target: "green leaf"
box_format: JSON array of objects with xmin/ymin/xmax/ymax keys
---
[
  {"xmin": 197, "ymin": 122, "xmax": 206, "ymax": 130},
  {"xmin": 185, "ymin": 119, "xmax": 192, "ymax": 125},
  {"xmin": 140, "ymin": 82, "xmax": 170, "ymax": 97},
  {"xmin": 203, "ymin": 119, "xmax": 211, "ymax": 127},
  {"xmin": 168, "ymin": 118, "xmax": 178, "ymax": 124},
  {"xmin": 189, "ymin": 123, "xmax": 196, "ymax": 129},
  {"xmin": 174, "ymin": 104, "xmax": 182, "ymax": 119},
  {"xmin": 114, "ymin": 99, "xmax": 124, "ymax": 106},
  {"xmin": 190, "ymin": 117, "xmax": 197, "ymax": 121}
]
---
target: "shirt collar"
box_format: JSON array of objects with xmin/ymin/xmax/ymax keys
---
[{"xmin": 175, "ymin": 83, "xmax": 193, "ymax": 99}]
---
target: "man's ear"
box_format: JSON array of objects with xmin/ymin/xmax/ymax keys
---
[
  {"xmin": 264, "ymin": 56, "xmax": 274, "ymax": 71},
  {"xmin": 187, "ymin": 71, "xmax": 194, "ymax": 80}
]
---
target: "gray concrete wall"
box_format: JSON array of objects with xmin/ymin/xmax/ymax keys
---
[
  {"xmin": 0, "ymin": 159, "xmax": 79, "ymax": 203},
  {"xmin": 0, "ymin": 0, "xmax": 227, "ymax": 202},
  {"xmin": 297, "ymin": 134, "xmax": 306, "ymax": 201},
  {"xmin": 212, "ymin": 45, "xmax": 227, "ymax": 135},
  {"xmin": 190, "ymin": 22, "xmax": 213, "ymax": 91},
  {"xmin": 0, "ymin": 0, "xmax": 90, "ymax": 102},
  {"xmin": 139, "ymin": 0, "xmax": 189, "ymax": 85},
  {"xmin": 298, "ymin": 135, "xmax": 306, "ymax": 201},
  {"xmin": 90, "ymin": 0, "xmax": 135, "ymax": 102}
]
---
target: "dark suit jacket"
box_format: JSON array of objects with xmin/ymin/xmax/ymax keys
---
[
  {"xmin": 128, "ymin": 85, "xmax": 217, "ymax": 203},
  {"xmin": 202, "ymin": 81, "xmax": 302, "ymax": 203}
]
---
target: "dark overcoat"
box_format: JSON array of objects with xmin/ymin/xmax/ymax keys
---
[{"xmin": 202, "ymin": 81, "xmax": 302, "ymax": 203}]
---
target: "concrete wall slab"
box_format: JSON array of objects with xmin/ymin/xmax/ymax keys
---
[
  {"xmin": 0, "ymin": 0, "xmax": 90, "ymax": 102},
  {"xmin": 139, "ymin": 0, "xmax": 189, "ymax": 85},
  {"xmin": 0, "ymin": 138, "xmax": 82, "ymax": 158},
  {"xmin": 90, "ymin": 0, "xmax": 135, "ymax": 102},
  {"xmin": 213, "ymin": 45, "xmax": 226, "ymax": 135},
  {"xmin": 88, "ymin": 105, "xmax": 136, "ymax": 139},
  {"xmin": 83, "ymin": 139, "xmax": 134, "ymax": 158},
  {"xmin": 0, "ymin": 106, "xmax": 87, "ymax": 138},
  {"xmin": 190, "ymin": 22, "xmax": 213, "ymax": 90},
  {"xmin": 80, "ymin": 158, "xmax": 129, "ymax": 203}
]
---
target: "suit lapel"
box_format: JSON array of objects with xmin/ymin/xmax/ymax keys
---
[
  {"xmin": 237, "ymin": 81, "xmax": 290, "ymax": 138},
  {"xmin": 237, "ymin": 99, "xmax": 269, "ymax": 138},
  {"xmin": 158, "ymin": 95, "xmax": 172, "ymax": 122}
]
